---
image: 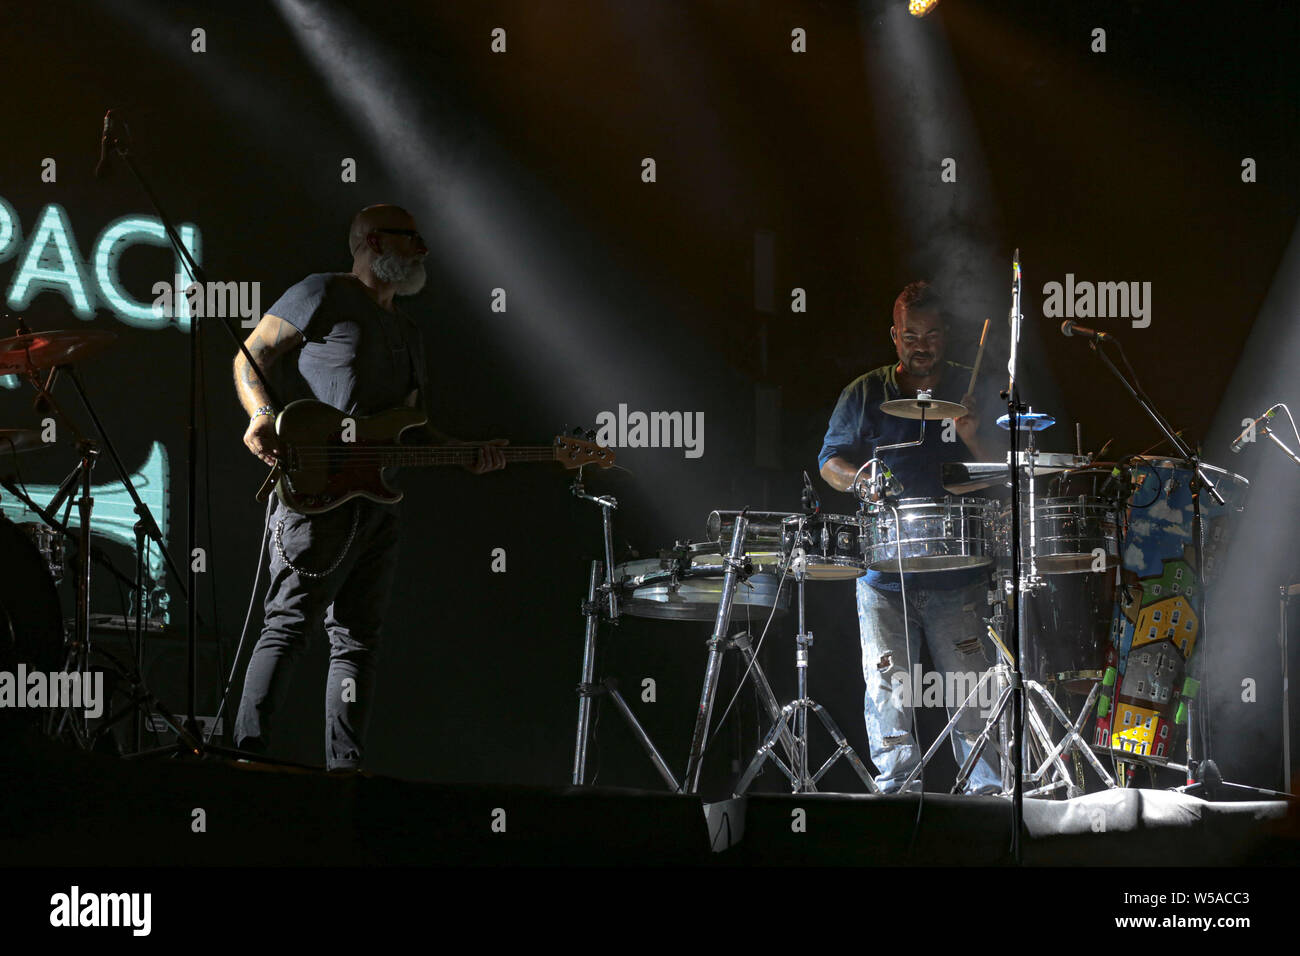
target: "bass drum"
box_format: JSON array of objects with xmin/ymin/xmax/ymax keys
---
[{"xmin": 0, "ymin": 517, "xmax": 65, "ymax": 720}]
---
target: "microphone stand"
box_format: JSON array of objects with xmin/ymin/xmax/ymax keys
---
[
  {"xmin": 999, "ymin": 250, "xmax": 1025, "ymax": 862},
  {"xmin": 99, "ymin": 112, "xmax": 283, "ymax": 763}
]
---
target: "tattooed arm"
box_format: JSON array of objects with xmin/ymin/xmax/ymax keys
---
[{"xmin": 234, "ymin": 313, "xmax": 303, "ymax": 464}]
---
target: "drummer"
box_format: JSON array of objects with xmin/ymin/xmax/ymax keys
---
[{"xmin": 818, "ymin": 280, "xmax": 1002, "ymax": 795}]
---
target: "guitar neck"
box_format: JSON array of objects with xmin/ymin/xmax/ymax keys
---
[
  {"xmin": 294, "ymin": 445, "xmax": 559, "ymax": 468},
  {"xmin": 390, "ymin": 445, "xmax": 557, "ymax": 468}
]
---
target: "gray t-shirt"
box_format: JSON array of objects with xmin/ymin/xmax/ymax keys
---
[{"xmin": 267, "ymin": 272, "xmax": 423, "ymax": 416}]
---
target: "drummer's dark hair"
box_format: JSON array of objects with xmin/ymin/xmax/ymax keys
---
[{"xmin": 894, "ymin": 281, "xmax": 945, "ymax": 325}]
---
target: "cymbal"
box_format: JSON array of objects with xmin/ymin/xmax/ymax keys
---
[
  {"xmin": 0, "ymin": 429, "xmax": 49, "ymax": 456},
  {"xmin": 880, "ymin": 397, "xmax": 968, "ymax": 420},
  {"xmin": 0, "ymin": 329, "xmax": 118, "ymax": 375},
  {"xmin": 995, "ymin": 411, "xmax": 1056, "ymax": 431}
]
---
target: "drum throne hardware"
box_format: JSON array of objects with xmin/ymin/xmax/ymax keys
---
[
  {"xmin": 732, "ymin": 513, "xmax": 879, "ymax": 796},
  {"xmin": 569, "ymin": 485, "xmax": 796, "ymax": 791}
]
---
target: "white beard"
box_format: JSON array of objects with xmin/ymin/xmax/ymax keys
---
[{"xmin": 372, "ymin": 253, "xmax": 427, "ymax": 296}]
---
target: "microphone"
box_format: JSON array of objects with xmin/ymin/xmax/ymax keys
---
[
  {"xmin": 801, "ymin": 470, "xmax": 821, "ymax": 515},
  {"xmin": 95, "ymin": 110, "xmax": 117, "ymax": 180},
  {"xmin": 1060, "ymin": 320, "xmax": 1110, "ymax": 341},
  {"xmin": 883, "ymin": 467, "xmax": 904, "ymax": 498},
  {"xmin": 1008, "ymin": 249, "xmax": 1021, "ymax": 327},
  {"xmin": 1230, "ymin": 406, "xmax": 1277, "ymax": 454}
]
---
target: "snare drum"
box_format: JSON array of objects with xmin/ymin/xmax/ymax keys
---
[
  {"xmin": 780, "ymin": 513, "xmax": 868, "ymax": 581},
  {"xmin": 862, "ymin": 497, "xmax": 998, "ymax": 573}
]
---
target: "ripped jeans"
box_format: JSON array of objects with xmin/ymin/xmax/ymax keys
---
[{"xmin": 856, "ymin": 577, "xmax": 1002, "ymax": 794}]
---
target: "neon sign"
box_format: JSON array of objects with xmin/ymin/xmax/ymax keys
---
[{"xmin": 0, "ymin": 198, "xmax": 202, "ymax": 331}]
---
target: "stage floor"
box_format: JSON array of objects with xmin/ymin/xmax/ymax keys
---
[{"xmin": 2, "ymin": 730, "xmax": 1296, "ymax": 867}]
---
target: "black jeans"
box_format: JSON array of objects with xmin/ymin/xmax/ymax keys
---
[{"xmin": 234, "ymin": 499, "xmax": 400, "ymax": 770}]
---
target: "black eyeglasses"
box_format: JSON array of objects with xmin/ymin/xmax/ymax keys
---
[{"xmin": 372, "ymin": 228, "xmax": 425, "ymax": 245}]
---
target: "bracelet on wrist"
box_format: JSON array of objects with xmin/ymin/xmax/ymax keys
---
[{"xmin": 252, "ymin": 405, "xmax": 276, "ymax": 421}]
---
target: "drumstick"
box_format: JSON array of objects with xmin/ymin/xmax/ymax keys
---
[{"xmin": 965, "ymin": 318, "xmax": 990, "ymax": 398}]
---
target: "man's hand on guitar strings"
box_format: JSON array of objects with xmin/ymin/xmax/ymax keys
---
[
  {"xmin": 465, "ymin": 438, "xmax": 508, "ymax": 475},
  {"xmin": 243, "ymin": 415, "xmax": 283, "ymax": 466}
]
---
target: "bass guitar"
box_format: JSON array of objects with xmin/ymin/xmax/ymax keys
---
[{"xmin": 268, "ymin": 399, "xmax": 614, "ymax": 514}]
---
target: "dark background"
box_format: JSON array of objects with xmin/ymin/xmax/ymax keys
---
[{"xmin": 3, "ymin": 0, "xmax": 1298, "ymax": 795}]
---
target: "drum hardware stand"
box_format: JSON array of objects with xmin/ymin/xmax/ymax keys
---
[
  {"xmin": 682, "ymin": 513, "xmax": 754, "ymax": 793},
  {"xmin": 572, "ymin": 554, "xmax": 680, "ymax": 790},
  {"xmin": 569, "ymin": 490, "xmax": 796, "ymax": 791},
  {"xmin": 1283, "ymin": 584, "xmax": 1298, "ymax": 794},
  {"xmin": 849, "ymin": 389, "xmax": 934, "ymax": 508},
  {"xmin": 570, "ymin": 475, "xmax": 672, "ymax": 786},
  {"xmin": 888, "ymin": 590, "xmax": 1117, "ymax": 797},
  {"xmin": 993, "ymin": 403, "xmax": 1119, "ymax": 799},
  {"xmin": 20, "ymin": 358, "xmax": 197, "ymax": 754},
  {"xmin": 733, "ymin": 539, "xmax": 879, "ymax": 796},
  {"xmin": 1237, "ymin": 408, "xmax": 1300, "ymax": 790},
  {"xmin": 43, "ymin": 437, "xmax": 98, "ymax": 747}
]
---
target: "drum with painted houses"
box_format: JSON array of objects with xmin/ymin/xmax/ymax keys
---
[{"xmin": 1092, "ymin": 458, "xmax": 1248, "ymax": 763}]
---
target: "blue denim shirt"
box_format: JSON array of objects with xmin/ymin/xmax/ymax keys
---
[{"xmin": 819, "ymin": 362, "xmax": 986, "ymax": 591}]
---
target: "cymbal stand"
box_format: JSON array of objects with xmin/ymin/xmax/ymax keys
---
[
  {"xmin": 42, "ymin": 438, "xmax": 97, "ymax": 747},
  {"xmin": 21, "ymin": 359, "xmax": 196, "ymax": 753},
  {"xmin": 732, "ymin": 519, "xmax": 879, "ymax": 796}
]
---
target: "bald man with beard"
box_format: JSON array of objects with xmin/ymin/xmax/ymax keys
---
[{"xmin": 231, "ymin": 203, "xmax": 506, "ymax": 771}]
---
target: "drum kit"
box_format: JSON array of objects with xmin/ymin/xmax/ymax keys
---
[
  {"xmin": 0, "ymin": 321, "xmax": 187, "ymax": 750},
  {"xmin": 570, "ymin": 379, "xmax": 1254, "ymax": 800}
]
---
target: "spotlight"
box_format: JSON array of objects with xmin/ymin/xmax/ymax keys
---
[{"xmin": 908, "ymin": 0, "xmax": 940, "ymax": 17}]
